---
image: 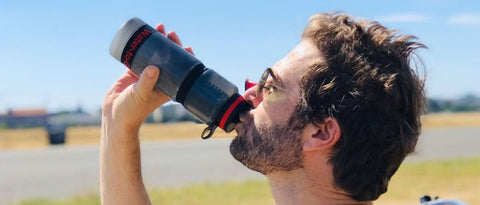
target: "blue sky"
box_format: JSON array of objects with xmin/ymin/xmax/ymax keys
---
[{"xmin": 1, "ymin": 0, "xmax": 479, "ymax": 113}]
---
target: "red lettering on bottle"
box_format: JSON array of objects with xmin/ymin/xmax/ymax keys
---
[{"xmin": 123, "ymin": 28, "xmax": 153, "ymax": 68}]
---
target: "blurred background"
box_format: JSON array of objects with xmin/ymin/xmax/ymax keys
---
[{"xmin": 0, "ymin": 0, "xmax": 479, "ymax": 205}]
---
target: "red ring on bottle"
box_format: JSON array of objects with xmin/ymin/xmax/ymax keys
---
[{"xmin": 219, "ymin": 96, "xmax": 244, "ymax": 129}]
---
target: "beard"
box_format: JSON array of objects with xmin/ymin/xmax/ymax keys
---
[{"xmin": 229, "ymin": 112, "xmax": 305, "ymax": 175}]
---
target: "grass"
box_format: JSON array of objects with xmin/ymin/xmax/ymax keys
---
[
  {"xmin": 14, "ymin": 157, "xmax": 480, "ymax": 205},
  {"xmin": 147, "ymin": 181, "xmax": 273, "ymax": 205},
  {"xmin": 376, "ymin": 157, "xmax": 480, "ymax": 205},
  {"xmin": 1, "ymin": 112, "xmax": 479, "ymax": 150},
  {"xmin": 0, "ymin": 127, "xmax": 49, "ymax": 149},
  {"xmin": 17, "ymin": 194, "xmax": 100, "ymax": 205},
  {"xmin": 421, "ymin": 112, "xmax": 480, "ymax": 129}
]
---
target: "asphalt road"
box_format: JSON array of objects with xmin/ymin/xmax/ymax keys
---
[{"xmin": 1, "ymin": 127, "xmax": 479, "ymax": 204}]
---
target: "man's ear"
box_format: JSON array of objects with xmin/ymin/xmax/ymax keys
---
[{"xmin": 303, "ymin": 117, "xmax": 341, "ymax": 152}]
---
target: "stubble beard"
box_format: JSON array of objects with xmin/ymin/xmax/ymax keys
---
[{"xmin": 229, "ymin": 113, "xmax": 305, "ymax": 175}]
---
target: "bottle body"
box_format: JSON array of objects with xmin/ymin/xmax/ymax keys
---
[{"xmin": 110, "ymin": 18, "xmax": 249, "ymax": 134}]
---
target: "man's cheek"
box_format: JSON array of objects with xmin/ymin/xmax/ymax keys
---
[
  {"xmin": 263, "ymin": 94, "xmax": 285, "ymax": 104},
  {"xmin": 263, "ymin": 103, "xmax": 294, "ymax": 126}
]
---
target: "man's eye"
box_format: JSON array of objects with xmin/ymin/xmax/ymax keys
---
[{"xmin": 263, "ymin": 83, "xmax": 276, "ymax": 94}]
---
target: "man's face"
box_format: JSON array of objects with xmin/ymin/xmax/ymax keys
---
[{"xmin": 230, "ymin": 40, "xmax": 323, "ymax": 174}]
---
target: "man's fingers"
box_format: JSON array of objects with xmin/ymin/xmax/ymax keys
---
[
  {"xmin": 167, "ymin": 31, "xmax": 182, "ymax": 46},
  {"xmin": 158, "ymin": 26, "xmax": 192, "ymax": 55},
  {"xmin": 134, "ymin": 66, "xmax": 159, "ymax": 102},
  {"xmin": 126, "ymin": 69, "xmax": 140, "ymax": 78},
  {"xmin": 166, "ymin": 31, "xmax": 194, "ymax": 55},
  {"xmin": 185, "ymin": 46, "xmax": 194, "ymax": 55},
  {"xmin": 105, "ymin": 70, "xmax": 140, "ymax": 97},
  {"xmin": 156, "ymin": 24, "xmax": 166, "ymax": 35}
]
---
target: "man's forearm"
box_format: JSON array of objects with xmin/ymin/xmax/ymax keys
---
[
  {"xmin": 100, "ymin": 119, "xmax": 151, "ymax": 205},
  {"xmin": 99, "ymin": 31, "xmax": 182, "ymax": 204}
]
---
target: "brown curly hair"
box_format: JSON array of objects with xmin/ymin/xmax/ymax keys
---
[{"xmin": 297, "ymin": 13, "xmax": 426, "ymax": 201}]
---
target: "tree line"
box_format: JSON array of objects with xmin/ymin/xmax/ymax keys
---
[{"xmin": 427, "ymin": 94, "xmax": 480, "ymax": 113}]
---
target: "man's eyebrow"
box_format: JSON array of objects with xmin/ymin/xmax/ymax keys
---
[{"xmin": 269, "ymin": 68, "xmax": 285, "ymax": 87}]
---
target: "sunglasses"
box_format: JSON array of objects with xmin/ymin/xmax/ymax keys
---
[{"xmin": 245, "ymin": 68, "xmax": 298, "ymax": 98}]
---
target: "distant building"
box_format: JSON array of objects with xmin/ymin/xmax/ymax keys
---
[
  {"xmin": 160, "ymin": 103, "xmax": 197, "ymax": 122},
  {"xmin": 0, "ymin": 109, "xmax": 48, "ymax": 128},
  {"xmin": 147, "ymin": 102, "xmax": 199, "ymax": 123},
  {"xmin": 0, "ymin": 107, "xmax": 102, "ymax": 129},
  {"xmin": 47, "ymin": 108, "xmax": 101, "ymax": 126}
]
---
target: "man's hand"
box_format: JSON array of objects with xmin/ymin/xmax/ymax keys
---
[
  {"xmin": 103, "ymin": 66, "xmax": 168, "ymax": 135},
  {"xmin": 102, "ymin": 23, "xmax": 194, "ymax": 135},
  {"xmin": 100, "ymin": 23, "xmax": 193, "ymax": 205}
]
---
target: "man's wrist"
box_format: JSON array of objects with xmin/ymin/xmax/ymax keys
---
[{"xmin": 102, "ymin": 118, "xmax": 141, "ymax": 142}]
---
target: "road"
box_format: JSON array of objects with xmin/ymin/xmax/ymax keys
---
[{"xmin": 0, "ymin": 127, "xmax": 479, "ymax": 204}]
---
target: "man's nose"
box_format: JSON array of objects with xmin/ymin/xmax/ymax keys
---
[{"xmin": 243, "ymin": 78, "xmax": 263, "ymax": 108}]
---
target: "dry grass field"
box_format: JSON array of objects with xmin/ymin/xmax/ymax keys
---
[
  {"xmin": 0, "ymin": 122, "xmax": 236, "ymax": 149},
  {"xmin": 1, "ymin": 112, "xmax": 479, "ymax": 149},
  {"xmin": 421, "ymin": 111, "xmax": 480, "ymax": 129}
]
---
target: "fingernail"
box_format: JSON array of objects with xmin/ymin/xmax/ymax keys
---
[{"xmin": 145, "ymin": 67, "xmax": 157, "ymax": 78}]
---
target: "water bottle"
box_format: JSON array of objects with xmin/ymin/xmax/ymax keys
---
[{"xmin": 110, "ymin": 18, "xmax": 250, "ymax": 139}]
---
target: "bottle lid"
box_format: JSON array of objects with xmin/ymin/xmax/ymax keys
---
[{"xmin": 110, "ymin": 18, "xmax": 146, "ymax": 63}]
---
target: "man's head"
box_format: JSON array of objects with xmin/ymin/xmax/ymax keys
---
[
  {"xmin": 231, "ymin": 40, "xmax": 323, "ymax": 174},
  {"xmin": 231, "ymin": 12, "xmax": 426, "ymax": 201}
]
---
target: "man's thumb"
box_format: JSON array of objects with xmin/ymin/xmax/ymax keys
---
[{"xmin": 134, "ymin": 66, "xmax": 160, "ymax": 100}]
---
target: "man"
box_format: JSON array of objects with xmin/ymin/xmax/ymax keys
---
[{"xmin": 101, "ymin": 13, "xmax": 426, "ymax": 204}]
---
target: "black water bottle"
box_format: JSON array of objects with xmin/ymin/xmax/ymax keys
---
[{"xmin": 110, "ymin": 18, "xmax": 250, "ymax": 139}]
